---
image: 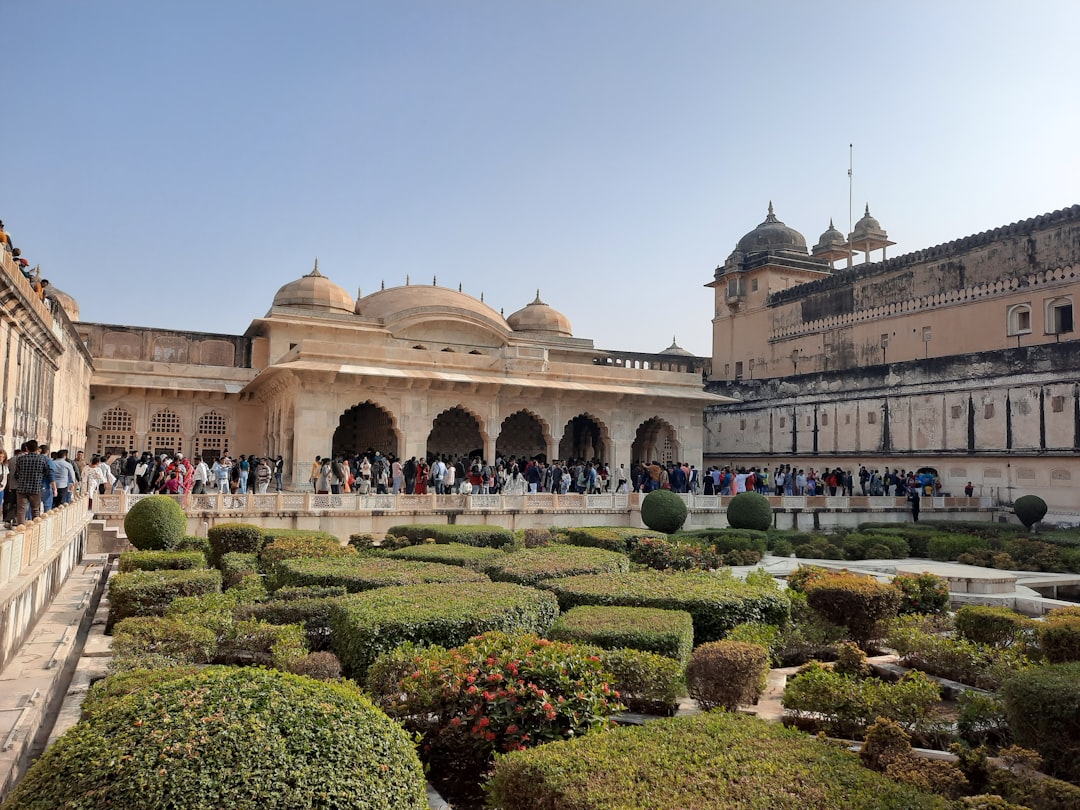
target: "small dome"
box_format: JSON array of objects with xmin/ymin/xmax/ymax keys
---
[
  {"xmin": 735, "ymin": 202, "xmax": 808, "ymax": 255},
  {"xmin": 271, "ymin": 260, "xmax": 354, "ymax": 314},
  {"xmin": 851, "ymin": 204, "xmax": 888, "ymax": 242},
  {"xmin": 47, "ymin": 286, "xmax": 79, "ymax": 321},
  {"xmin": 658, "ymin": 336, "xmax": 693, "ymax": 357},
  {"xmin": 506, "ymin": 291, "xmax": 573, "ymax": 336},
  {"xmin": 812, "ymin": 219, "xmax": 847, "ymax": 255}
]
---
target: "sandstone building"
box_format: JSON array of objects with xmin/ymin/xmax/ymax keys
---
[{"xmin": 704, "ymin": 203, "xmax": 1080, "ymax": 515}]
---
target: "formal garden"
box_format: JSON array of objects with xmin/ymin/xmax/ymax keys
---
[{"xmin": 4, "ymin": 490, "xmax": 1080, "ymax": 809}]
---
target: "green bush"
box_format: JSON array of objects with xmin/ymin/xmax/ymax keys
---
[
  {"xmin": 886, "ymin": 614, "xmax": 1032, "ymax": 690},
  {"xmin": 928, "ymin": 533, "xmax": 989, "ymax": 561},
  {"xmin": 546, "ymin": 605, "xmax": 694, "ymax": 665},
  {"xmin": 122, "ymin": 495, "xmax": 188, "ymax": 551},
  {"xmin": 80, "ymin": 666, "xmax": 207, "ymax": 721},
  {"xmin": 268, "ymin": 555, "xmax": 489, "ymax": 593},
  {"xmin": 782, "ymin": 661, "xmax": 942, "ymax": 739},
  {"xmin": 330, "ymin": 581, "xmax": 559, "ymax": 680},
  {"xmin": 640, "ymin": 489, "xmax": 689, "ymax": 534},
  {"xmin": 597, "ymin": 646, "xmax": 685, "ymax": 715},
  {"xmin": 270, "ymin": 584, "xmax": 348, "ymax": 600},
  {"xmin": 560, "ymin": 526, "xmax": 666, "ymax": 554},
  {"xmin": 259, "ymin": 527, "xmax": 342, "ymax": 545},
  {"xmin": 954, "ymin": 605, "xmax": 1037, "ymax": 650},
  {"xmin": 485, "ymin": 711, "xmax": 945, "ymax": 809},
  {"xmin": 384, "ymin": 523, "xmax": 514, "ymax": 548},
  {"xmin": 117, "ymin": 550, "xmax": 206, "ymax": 573},
  {"xmin": 235, "ymin": 596, "xmax": 343, "ymax": 651},
  {"xmin": 384, "ymin": 542, "xmax": 504, "ymax": 569},
  {"xmin": 214, "ymin": 618, "xmax": 307, "ymax": 669},
  {"xmin": 956, "ymin": 690, "xmax": 1011, "ymax": 747},
  {"xmin": 484, "ymin": 545, "xmax": 629, "ymax": 586},
  {"xmin": 860, "ymin": 718, "xmax": 969, "ymax": 798},
  {"xmin": 259, "ymin": 534, "xmax": 352, "ymax": 566},
  {"xmin": 109, "ymin": 616, "xmax": 218, "ymax": 669},
  {"xmin": 1040, "ymin": 613, "xmax": 1080, "ymax": 663},
  {"xmin": 892, "ymin": 571, "xmax": 951, "ymax": 615},
  {"xmin": 677, "ymin": 528, "xmax": 769, "ymax": 554},
  {"xmin": 725, "ymin": 491, "xmax": 773, "ymax": 531},
  {"xmin": 803, "ymin": 570, "xmax": 902, "ymax": 649},
  {"xmin": 833, "ymin": 640, "xmax": 871, "ymax": 678},
  {"xmin": 219, "ymin": 552, "xmax": 260, "ymax": 589},
  {"xmin": 206, "ymin": 522, "xmax": 264, "ymax": 567},
  {"xmin": 725, "ymin": 621, "xmax": 782, "ymax": 665},
  {"xmin": 1014, "ymin": 494, "xmax": 1048, "ymax": 530},
  {"xmin": 1001, "ymin": 661, "xmax": 1080, "ymax": 783},
  {"xmin": 628, "ymin": 537, "xmax": 725, "ymax": 571},
  {"xmin": 366, "ymin": 632, "xmax": 622, "ymax": 777},
  {"xmin": 1, "ymin": 668, "xmax": 427, "ymax": 810},
  {"xmin": 540, "ymin": 569, "xmax": 789, "ymax": 644},
  {"xmin": 686, "ymin": 640, "xmax": 769, "ymax": 711},
  {"xmin": 106, "ymin": 568, "xmax": 222, "ymax": 632},
  {"xmin": 166, "ymin": 535, "xmax": 210, "ymax": 554},
  {"xmin": 840, "ymin": 532, "xmax": 909, "ymax": 560}
]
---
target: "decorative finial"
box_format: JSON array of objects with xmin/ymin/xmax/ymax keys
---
[
  {"xmin": 764, "ymin": 202, "xmax": 778, "ymax": 223},
  {"xmin": 532, "ymin": 289, "xmax": 543, "ymax": 305},
  {"xmin": 480, "ymin": 292, "xmax": 484, "ymax": 302},
  {"xmin": 381, "ymin": 279, "xmax": 385, "ymax": 290},
  {"xmin": 865, "ymin": 203, "xmax": 870, "ymax": 215},
  {"xmin": 672, "ymin": 334, "xmax": 676, "ymax": 344},
  {"xmin": 458, "ymin": 282, "xmax": 462, "ymax": 292},
  {"xmin": 405, "ymin": 274, "xmax": 410, "ymax": 285},
  {"xmin": 433, "ymin": 275, "xmax": 437, "ymax": 286},
  {"xmin": 768, "ymin": 201, "xmax": 774, "ymax": 216},
  {"xmin": 309, "ymin": 257, "xmax": 322, "ymax": 277},
  {"xmin": 829, "ymin": 218, "xmax": 835, "ymax": 228},
  {"xmin": 357, "ymin": 286, "xmax": 362, "ymax": 299},
  {"xmin": 500, "ymin": 307, "xmax": 505, "ymax": 317}
]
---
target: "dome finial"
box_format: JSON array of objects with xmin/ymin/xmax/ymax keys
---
[
  {"xmin": 381, "ymin": 279, "xmax": 385, "ymax": 290},
  {"xmin": 865, "ymin": 202, "xmax": 871, "ymax": 216},
  {"xmin": 532, "ymin": 289, "xmax": 543, "ymax": 305},
  {"xmin": 405, "ymin": 274, "xmax": 410, "ymax": 285},
  {"xmin": 829, "ymin": 218, "xmax": 835, "ymax": 228},
  {"xmin": 458, "ymin": 282, "xmax": 462, "ymax": 292},
  {"xmin": 480, "ymin": 291, "xmax": 484, "ymax": 302},
  {"xmin": 764, "ymin": 201, "xmax": 778, "ymax": 223},
  {"xmin": 433, "ymin": 275, "xmax": 437, "ymax": 286},
  {"xmin": 308, "ymin": 257, "xmax": 322, "ymax": 277}
]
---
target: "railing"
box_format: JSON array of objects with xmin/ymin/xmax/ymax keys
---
[
  {"xmin": 0, "ymin": 497, "xmax": 92, "ymax": 591},
  {"xmin": 92, "ymin": 491, "xmax": 992, "ymax": 515}
]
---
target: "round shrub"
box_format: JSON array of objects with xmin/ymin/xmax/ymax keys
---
[
  {"xmin": 640, "ymin": 489, "xmax": 688, "ymax": 534},
  {"xmin": 3, "ymin": 668, "xmax": 427, "ymax": 810},
  {"xmin": 122, "ymin": 495, "xmax": 187, "ymax": 551},
  {"xmin": 725, "ymin": 492, "xmax": 773, "ymax": 531},
  {"xmin": 207, "ymin": 522, "xmax": 265, "ymax": 567},
  {"xmin": 1013, "ymin": 494, "xmax": 1048, "ymax": 530},
  {"xmin": 804, "ymin": 570, "xmax": 902, "ymax": 650},
  {"xmin": 686, "ymin": 639, "xmax": 769, "ymax": 711},
  {"xmin": 1039, "ymin": 614, "xmax": 1080, "ymax": 663},
  {"xmin": 1001, "ymin": 662, "xmax": 1080, "ymax": 783}
]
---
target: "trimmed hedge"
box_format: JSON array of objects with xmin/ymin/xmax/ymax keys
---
[
  {"xmin": 1040, "ymin": 613, "xmax": 1080, "ymax": 663},
  {"xmin": 725, "ymin": 491, "xmax": 773, "ymax": 531},
  {"xmin": 687, "ymin": 639, "xmax": 769, "ymax": 711},
  {"xmin": 676, "ymin": 528, "xmax": 769, "ymax": 554},
  {"xmin": 1001, "ymin": 661, "xmax": 1080, "ymax": 783},
  {"xmin": 560, "ymin": 527, "xmax": 666, "ymax": 554},
  {"xmin": 122, "ymin": 495, "xmax": 188, "ymax": 551},
  {"xmin": 167, "ymin": 535, "xmax": 210, "ymax": 555},
  {"xmin": 384, "ymin": 542, "xmax": 505, "ymax": 570},
  {"xmin": 260, "ymin": 534, "xmax": 352, "ymax": 566},
  {"xmin": 598, "ymin": 646, "xmax": 685, "ymax": 715},
  {"xmin": 80, "ymin": 665, "xmax": 207, "ymax": 721},
  {"xmin": 803, "ymin": 570, "xmax": 902, "ymax": 649},
  {"xmin": 485, "ymin": 711, "xmax": 944, "ymax": 809},
  {"xmin": 330, "ymin": 581, "xmax": 559, "ymax": 680},
  {"xmin": 1, "ymin": 668, "xmax": 427, "ymax": 810},
  {"xmin": 214, "ymin": 618, "xmax": 307, "ymax": 669},
  {"xmin": 117, "ymin": 550, "xmax": 207, "ymax": 573},
  {"xmin": 219, "ymin": 552, "xmax": 260, "ymax": 589},
  {"xmin": 954, "ymin": 605, "xmax": 1037, "ymax": 649},
  {"xmin": 109, "ymin": 616, "xmax": 218, "ymax": 669},
  {"xmin": 484, "ymin": 545, "xmax": 630, "ymax": 586},
  {"xmin": 207, "ymin": 522, "xmax": 264, "ymax": 566},
  {"xmin": 547, "ymin": 605, "xmax": 694, "ymax": 665},
  {"xmin": 235, "ymin": 596, "xmax": 344, "ymax": 652},
  {"xmin": 539, "ymin": 570, "xmax": 789, "ymax": 644},
  {"xmin": 384, "ymin": 523, "xmax": 514, "ymax": 548},
  {"xmin": 268, "ymin": 556, "xmax": 489, "ymax": 593},
  {"xmin": 106, "ymin": 568, "xmax": 222, "ymax": 632}
]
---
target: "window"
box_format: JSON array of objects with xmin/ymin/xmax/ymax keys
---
[
  {"xmin": 751, "ymin": 278, "xmax": 759, "ymax": 292},
  {"xmin": 821, "ymin": 413, "xmax": 829, "ymax": 426},
  {"xmin": 984, "ymin": 403, "xmax": 995, "ymax": 419},
  {"xmin": 724, "ymin": 363, "xmax": 730, "ymax": 377},
  {"xmin": 726, "ymin": 278, "xmax": 744, "ymax": 298},
  {"xmin": 1007, "ymin": 304, "xmax": 1032, "ymax": 336},
  {"xmin": 867, "ymin": 411, "xmax": 877, "ymax": 425},
  {"xmin": 779, "ymin": 417, "xmax": 786, "ymax": 428},
  {"xmin": 1052, "ymin": 395, "xmax": 1066, "ymax": 413},
  {"xmin": 1047, "ymin": 297, "xmax": 1074, "ymax": 335},
  {"xmin": 922, "ymin": 326, "xmax": 932, "ymax": 343},
  {"xmin": 735, "ymin": 361, "xmax": 743, "ymax": 379},
  {"xmin": 950, "ymin": 404, "xmax": 963, "ymax": 419},
  {"xmin": 740, "ymin": 419, "xmax": 747, "ymax": 430}
]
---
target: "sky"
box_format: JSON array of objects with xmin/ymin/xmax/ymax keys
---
[{"xmin": 4, "ymin": 1, "xmax": 1079, "ymax": 356}]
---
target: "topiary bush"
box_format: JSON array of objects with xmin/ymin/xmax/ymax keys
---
[
  {"xmin": 485, "ymin": 711, "xmax": 946, "ymax": 809},
  {"xmin": 595, "ymin": 646, "xmax": 685, "ymax": 715},
  {"xmin": 80, "ymin": 665, "xmax": 208, "ymax": 721},
  {"xmin": 219, "ymin": 552, "xmax": 259, "ymax": 589},
  {"xmin": 268, "ymin": 555, "xmax": 489, "ymax": 593},
  {"xmin": 954, "ymin": 605, "xmax": 1037, "ymax": 650},
  {"xmin": 628, "ymin": 537, "xmax": 725, "ymax": 571},
  {"xmin": 385, "ymin": 542, "xmax": 505, "ymax": 570},
  {"xmin": 235, "ymin": 596, "xmax": 344, "ymax": 652},
  {"xmin": 686, "ymin": 640, "xmax": 769, "ymax": 711},
  {"xmin": 2, "ymin": 667, "xmax": 428, "ymax": 810},
  {"xmin": 206, "ymin": 522, "xmax": 264, "ymax": 567},
  {"xmin": 546, "ymin": 605, "xmax": 694, "ymax": 665},
  {"xmin": 287, "ymin": 651, "xmax": 343, "ymax": 681},
  {"xmin": 640, "ymin": 489, "xmax": 688, "ymax": 534},
  {"xmin": 1039, "ymin": 612, "xmax": 1080, "ymax": 663},
  {"xmin": 106, "ymin": 568, "xmax": 222, "ymax": 632},
  {"xmin": 803, "ymin": 570, "xmax": 902, "ymax": 650},
  {"xmin": 259, "ymin": 534, "xmax": 353, "ymax": 566},
  {"xmin": 1001, "ymin": 661, "xmax": 1080, "ymax": 783},
  {"xmin": 892, "ymin": 571, "xmax": 950, "ymax": 615},
  {"xmin": 725, "ymin": 491, "xmax": 773, "ymax": 531},
  {"xmin": 117, "ymin": 550, "xmax": 207, "ymax": 573},
  {"xmin": 109, "ymin": 616, "xmax": 218, "ymax": 670},
  {"xmin": 1013, "ymin": 494, "xmax": 1048, "ymax": 530},
  {"xmin": 483, "ymin": 545, "xmax": 630, "ymax": 586},
  {"xmin": 384, "ymin": 523, "xmax": 514, "ymax": 548},
  {"xmin": 122, "ymin": 495, "xmax": 188, "ymax": 551}
]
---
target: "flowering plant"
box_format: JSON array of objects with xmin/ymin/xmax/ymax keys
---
[{"xmin": 367, "ymin": 632, "xmax": 622, "ymax": 769}]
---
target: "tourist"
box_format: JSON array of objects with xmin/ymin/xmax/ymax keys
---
[
  {"xmin": 53, "ymin": 450, "xmax": 77, "ymax": 504},
  {"xmin": 191, "ymin": 455, "xmax": 209, "ymax": 494},
  {"xmin": 274, "ymin": 455, "xmax": 284, "ymax": 491},
  {"xmin": 309, "ymin": 455, "xmax": 321, "ymax": 491},
  {"xmin": 81, "ymin": 454, "xmax": 114, "ymax": 508},
  {"xmin": 909, "ymin": 487, "xmax": 921, "ymax": 522},
  {"xmin": 965, "ymin": 481, "xmax": 974, "ymax": 497},
  {"xmin": 255, "ymin": 457, "xmax": 272, "ymax": 493}
]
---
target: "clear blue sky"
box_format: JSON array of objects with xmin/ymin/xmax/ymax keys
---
[{"xmin": 5, "ymin": 1, "xmax": 1078, "ymax": 355}]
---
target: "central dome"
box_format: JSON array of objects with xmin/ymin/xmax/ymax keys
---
[
  {"xmin": 735, "ymin": 202, "xmax": 808, "ymax": 255},
  {"xmin": 271, "ymin": 260, "xmax": 354, "ymax": 314}
]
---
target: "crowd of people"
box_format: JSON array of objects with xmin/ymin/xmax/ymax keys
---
[
  {"xmin": 103, "ymin": 450, "xmax": 286, "ymax": 496},
  {"xmin": 1, "ymin": 218, "xmax": 53, "ymax": 303},
  {"xmin": 696, "ymin": 464, "xmax": 948, "ymax": 498},
  {"xmin": 1, "ymin": 441, "xmax": 87, "ymax": 525}
]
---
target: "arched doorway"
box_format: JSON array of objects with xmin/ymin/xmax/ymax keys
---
[
  {"xmin": 558, "ymin": 414, "xmax": 608, "ymax": 462},
  {"xmin": 427, "ymin": 406, "xmax": 484, "ymax": 461},
  {"xmin": 333, "ymin": 401, "xmax": 398, "ymax": 458},
  {"xmin": 495, "ymin": 410, "xmax": 547, "ymax": 462},
  {"xmin": 632, "ymin": 417, "xmax": 679, "ymax": 465}
]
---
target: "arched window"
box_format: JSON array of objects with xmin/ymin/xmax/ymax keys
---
[
  {"xmin": 194, "ymin": 411, "xmax": 228, "ymax": 462},
  {"xmin": 1006, "ymin": 303, "xmax": 1032, "ymax": 336},
  {"xmin": 1045, "ymin": 296, "xmax": 1074, "ymax": 335},
  {"xmin": 98, "ymin": 407, "xmax": 136, "ymax": 455},
  {"xmin": 148, "ymin": 409, "xmax": 183, "ymax": 457}
]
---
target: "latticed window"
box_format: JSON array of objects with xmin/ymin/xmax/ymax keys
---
[
  {"xmin": 97, "ymin": 407, "xmax": 136, "ymax": 454},
  {"xmin": 147, "ymin": 409, "xmax": 183, "ymax": 456},
  {"xmin": 195, "ymin": 411, "xmax": 228, "ymax": 461}
]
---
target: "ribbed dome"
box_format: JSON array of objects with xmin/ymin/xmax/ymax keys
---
[
  {"xmin": 506, "ymin": 291, "xmax": 573, "ymax": 336},
  {"xmin": 658, "ymin": 336, "xmax": 693, "ymax": 357},
  {"xmin": 735, "ymin": 202, "xmax": 808, "ymax": 255},
  {"xmin": 357, "ymin": 283, "xmax": 508, "ymax": 324},
  {"xmin": 271, "ymin": 260, "xmax": 354, "ymax": 314},
  {"xmin": 47, "ymin": 286, "xmax": 79, "ymax": 321},
  {"xmin": 812, "ymin": 219, "xmax": 847, "ymax": 254},
  {"xmin": 852, "ymin": 204, "xmax": 887, "ymax": 242}
]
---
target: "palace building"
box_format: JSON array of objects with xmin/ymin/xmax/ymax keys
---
[{"xmin": 703, "ymin": 203, "xmax": 1080, "ymax": 516}]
